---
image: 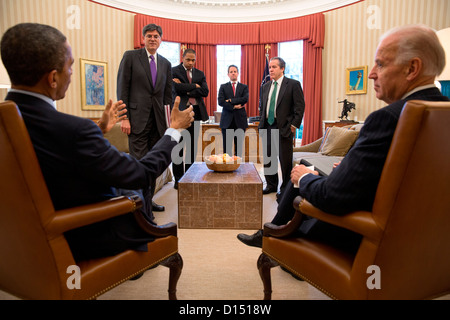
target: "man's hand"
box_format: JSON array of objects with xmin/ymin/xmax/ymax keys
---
[
  {"xmin": 173, "ymin": 78, "xmax": 181, "ymax": 84},
  {"xmin": 170, "ymin": 96, "xmax": 194, "ymax": 130},
  {"xmin": 290, "ymin": 125, "xmax": 297, "ymax": 133},
  {"xmin": 121, "ymin": 119, "xmax": 131, "ymax": 135},
  {"xmin": 98, "ymin": 99, "xmax": 127, "ymax": 134},
  {"xmin": 290, "ymin": 165, "xmax": 319, "ymax": 185}
]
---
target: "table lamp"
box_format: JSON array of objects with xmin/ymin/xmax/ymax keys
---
[{"xmin": 437, "ymin": 27, "xmax": 450, "ymax": 98}]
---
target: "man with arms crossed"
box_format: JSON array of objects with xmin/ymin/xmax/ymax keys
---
[
  {"xmin": 171, "ymin": 48, "xmax": 209, "ymax": 189},
  {"xmin": 218, "ymin": 65, "xmax": 249, "ymax": 158}
]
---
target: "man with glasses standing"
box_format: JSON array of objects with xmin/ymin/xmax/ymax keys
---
[{"xmin": 117, "ymin": 23, "xmax": 173, "ymax": 217}]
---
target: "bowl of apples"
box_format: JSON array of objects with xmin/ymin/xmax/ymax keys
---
[{"xmin": 205, "ymin": 153, "xmax": 242, "ymax": 172}]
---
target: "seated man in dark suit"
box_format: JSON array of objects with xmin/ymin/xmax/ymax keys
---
[
  {"xmin": 218, "ymin": 65, "xmax": 249, "ymax": 158},
  {"xmin": 1, "ymin": 23, "xmax": 194, "ymax": 261},
  {"xmin": 238, "ymin": 24, "xmax": 449, "ymax": 250}
]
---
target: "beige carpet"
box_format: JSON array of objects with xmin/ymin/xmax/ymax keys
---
[{"xmin": 2, "ymin": 163, "xmax": 448, "ymax": 300}]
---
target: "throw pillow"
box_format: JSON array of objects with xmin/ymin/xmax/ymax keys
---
[{"xmin": 318, "ymin": 126, "xmax": 359, "ymax": 156}]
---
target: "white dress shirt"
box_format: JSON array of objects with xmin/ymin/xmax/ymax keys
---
[{"xmin": 266, "ymin": 75, "xmax": 284, "ymax": 118}]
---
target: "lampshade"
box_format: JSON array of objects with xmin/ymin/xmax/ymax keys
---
[
  {"xmin": 0, "ymin": 58, "xmax": 11, "ymax": 89},
  {"xmin": 436, "ymin": 28, "xmax": 450, "ymax": 98},
  {"xmin": 437, "ymin": 28, "xmax": 450, "ymax": 80}
]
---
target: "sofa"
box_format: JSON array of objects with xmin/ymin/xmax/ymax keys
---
[
  {"xmin": 293, "ymin": 123, "xmax": 363, "ymax": 176},
  {"xmin": 103, "ymin": 123, "xmax": 173, "ymax": 193}
]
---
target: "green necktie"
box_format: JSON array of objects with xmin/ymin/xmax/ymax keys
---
[{"xmin": 268, "ymin": 81, "xmax": 277, "ymax": 125}]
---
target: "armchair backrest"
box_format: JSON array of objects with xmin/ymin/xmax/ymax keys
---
[
  {"xmin": 0, "ymin": 101, "xmax": 64, "ymax": 299},
  {"xmin": 367, "ymin": 100, "xmax": 450, "ymax": 299}
]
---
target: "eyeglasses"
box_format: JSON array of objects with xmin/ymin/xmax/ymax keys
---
[{"xmin": 145, "ymin": 35, "xmax": 161, "ymax": 40}]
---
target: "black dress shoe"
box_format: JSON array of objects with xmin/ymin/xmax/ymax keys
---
[
  {"xmin": 152, "ymin": 201, "xmax": 165, "ymax": 212},
  {"xmin": 263, "ymin": 186, "xmax": 277, "ymax": 194},
  {"xmin": 174, "ymin": 181, "xmax": 178, "ymax": 190},
  {"xmin": 281, "ymin": 266, "xmax": 304, "ymax": 281},
  {"xmin": 237, "ymin": 229, "xmax": 263, "ymax": 248}
]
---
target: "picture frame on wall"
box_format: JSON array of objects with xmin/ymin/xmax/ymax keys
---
[
  {"xmin": 345, "ymin": 65, "xmax": 367, "ymax": 95},
  {"xmin": 80, "ymin": 58, "xmax": 108, "ymax": 110}
]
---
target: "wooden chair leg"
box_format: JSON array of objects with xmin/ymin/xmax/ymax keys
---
[
  {"xmin": 257, "ymin": 253, "xmax": 279, "ymax": 300},
  {"xmin": 160, "ymin": 252, "xmax": 183, "ymax": 300}
]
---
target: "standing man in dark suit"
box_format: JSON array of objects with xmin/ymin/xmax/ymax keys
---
[
  {"xmin": 218, "ymin": 65, "xmax": 249, "ymax": 158},
  {"xmin": 238, "ymin": 24, "xmax": 448, "ymax": 249},
  {"xmin": 117, "ymin": 23, "xmax": 172, "ymax": 214},
  {"xmin": 172, "ymin": 48, "xmax": 209, "ymax": 189},
  {"xmin": 1, "ymin": 23, "xmax": 194, "ymax": 260},
  {"xmin": 259, "ymin": 57, "xmax": 305, "ymax": 196}
]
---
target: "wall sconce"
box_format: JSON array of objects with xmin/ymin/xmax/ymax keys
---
[{"xmin": 437, "ymin": 27, "xmax": 450, "ymax": 98}]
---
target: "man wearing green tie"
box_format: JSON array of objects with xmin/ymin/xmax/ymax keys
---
[{"xmin": 258, "ymin": 57, "xmax": 305, "ymax": 197}]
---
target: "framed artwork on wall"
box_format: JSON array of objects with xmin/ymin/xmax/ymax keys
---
[
  {"xmin": 345, "ymin": 65, "xmax": 367, "ymax": 95},
  {"xmin": 80, "ymin": 58, "xmax": 108, "ymax": 110}
]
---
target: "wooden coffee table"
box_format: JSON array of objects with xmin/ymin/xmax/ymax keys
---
[{"xmin": 178, "ymin": 162, "xmax": 263, "ymax": 229}]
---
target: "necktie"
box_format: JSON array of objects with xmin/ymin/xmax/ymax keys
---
[
  {"xmin": 232, "ymin": 82, "xmax": 236, "ymax": 96},
  {"xmin": 186, "ymin": 69, "xmax": 197, "ymax": 105},
  {"xmin": 268, "ymin": 81, "xmax": 277, "ymax": 125},
  {"xmin": 150, "ymin": 55, "xmax": 157, "ymax": 87}
]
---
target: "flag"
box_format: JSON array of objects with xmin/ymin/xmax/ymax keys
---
[
  {"xmin": 259, "ymin": 55, "xmax": 270, "ymax": 113},
  {"xmin": 261, "ymin": 55, "xmax": 270, "ymax": 87}
]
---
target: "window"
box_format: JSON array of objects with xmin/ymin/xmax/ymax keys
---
[
  {"xmin": 279, "ymin": 40, "xmax": 304, "ymax": 145},
  {"xmin": 159, "ymin": 41, "xmax": 181, "ymax": 67},
  {"xmin": 216, "ymin": 45, "xmax": 241, "ymax": 112}
]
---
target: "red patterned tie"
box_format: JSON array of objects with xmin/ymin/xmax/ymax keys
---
[
  {"xmin": 232, "ymin": 82, "xmax": 236, "ymax": 96},
  {"xmin": 186, "ymin": 69, "xmax": 197, "ymax": 105}
]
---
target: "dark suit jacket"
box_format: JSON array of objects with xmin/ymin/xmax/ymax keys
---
[
  {"xmin": 259, "ymin": 77, "xmax": 305, "ymax": 137},
  {"xmin": 171, "ymin": 63, "xmax": 209, "ymax": 121},
  {"xmin": 117, "ymin": 48, "xmax": 172, "ymax": 137},
  {"xmin": 218, "ymin": 81, "xmax": 249, "ymax": 130},
  {"xmin": 6, "ymin": 91, "xmax": 178, "ymax": 259},
  {"xmin": 299, "ymin": 87, "xmax": 449, "ymax": 215}
]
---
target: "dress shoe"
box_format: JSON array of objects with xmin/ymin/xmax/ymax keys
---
[
  {"xmin": 174, "ymin": 181, "xmax": 178, "ymax": 190},
  {"xmin": 152, "ymin": 201, "xmax": 165, "ymax": 212},
  {"xmin": 262, "ymin": 186, "xmax": 277, "ymax": 195},
  {"xmin": 237, "ymin": 229, "xmax": 263, "ymax": 248},
  {"xmin": 281, "ymin": 266, "xmax": 304, "ymax": 281},
  {"xmin": 276, "ymin": 191, "xmax": 282, "ymax": 203}
]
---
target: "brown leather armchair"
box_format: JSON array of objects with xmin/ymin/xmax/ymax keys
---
[
  {"xmin": 0, "ymin": 101, "xmax": 182, "ymax": 300},
  {"xmin": 258, "ymin": 100, "xmax": 450, "ymax": 300}
]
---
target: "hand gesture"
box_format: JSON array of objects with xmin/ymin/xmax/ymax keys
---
[
  {"xmin": 98, "ymin": 99, "xmax": 127, "ymax": 134},
  {"xmin": 170, "ymin": 96, "xmax": 194, "ymax": 130}
]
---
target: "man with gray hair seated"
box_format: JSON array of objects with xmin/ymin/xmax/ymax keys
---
[{"xmin": 238, "ymin": 24, "xmax": 449, "ymax": 252}]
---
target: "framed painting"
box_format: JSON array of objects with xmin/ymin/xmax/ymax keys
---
[
  {"xmin": 80, "ymin": 58, "xmax": 108, "ymax": 110},
  {"xmin": 345, "ymin": 65, "xmax": 367, "ymax": 95}
]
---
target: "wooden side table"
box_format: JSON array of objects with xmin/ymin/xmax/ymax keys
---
[{"xmin": 323, "ymin": 120, "xmax": 361, "ymax": 133}]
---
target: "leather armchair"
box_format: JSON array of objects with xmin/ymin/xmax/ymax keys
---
[
  {"xmin": 0, "ymin": 101, "xmax": 182, "ymax": 300},
  {"xmin": 258, "ymin": 100, "xmax": 450, "ymax": 300}
]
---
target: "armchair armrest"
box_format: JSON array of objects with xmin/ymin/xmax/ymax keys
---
[
  {"xmin": 295, "ymin": 196, "xmax": 383, "ymax": 242},
  {"xmin": 263, "ymin": 210, "xmax": 303, "ymax": 238},
  {"xmin": 46, "ymin": 195, "xmax": 142, "ymax": 237}
]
